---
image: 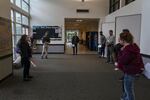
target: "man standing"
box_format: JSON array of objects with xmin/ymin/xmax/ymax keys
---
[
  {"xmin": 106, "ymin": 30, "xmax": 115, "ymax": 63},
  {"xmin": 41, "ymin": 31, "xmax": 50, "ymax": 59},
  {"xmin": 99, "ymin": 31, "xmax": 106, "ymax": 58},
  {"xmin": 72, "ymin": 32, "xmax": 79, "ymax": 55}
]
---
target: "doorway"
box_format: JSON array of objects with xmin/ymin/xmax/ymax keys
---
[{"xmin": 65, "ymin": 18, "xmax": 99, "ymax": 54}]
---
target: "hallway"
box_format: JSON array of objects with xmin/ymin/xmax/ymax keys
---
[
  {"xmin": 65, "ymin": 44, "xmax": 97, "ymax": 55},
  {"xmin": 0, "ymin": 54, "xmax": 150, "ymax": 100}
]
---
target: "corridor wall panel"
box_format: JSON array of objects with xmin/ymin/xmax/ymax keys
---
[{"xmin": 115, "ymin": 14, "xmax": 141, "ymax": 45}]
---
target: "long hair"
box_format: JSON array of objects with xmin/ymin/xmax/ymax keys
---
[
  {"xmin": 119, "ymin": 32, "xmax": 133, "ymax": 44},
  {"xmin": 20, "ymin": 34, "xmax": 28, "ymax": 43}
]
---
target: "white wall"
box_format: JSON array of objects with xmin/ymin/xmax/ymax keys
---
[
  {"xmin": 0, "ymin": 0, "xmax": 11, "ymax": 19},
  {"xmin": 141, "ymin": 0, "xmax": 150, "ymax": 55},
  {"xmin": 101, "ymin": 22, "xmax": 115, "ymax": 40},
  {"xmin": 104, "ymin": 0, "xmax": 150, "ymax": 56},
  {"xmin": 103, "ymin": 0, "xmax": 144, "ymax": 49},
  {"xmin": 0, "ymin": 0, "xmax": 12, "ymax": 81},
  {"xmin": 30, "ymin": 0, "xmax": 109, "ymax": 44}
]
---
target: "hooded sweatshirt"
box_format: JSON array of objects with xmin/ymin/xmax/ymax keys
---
[{"xmin": 118, "ymin": 43, "xmax": 144, "ymax": 75}]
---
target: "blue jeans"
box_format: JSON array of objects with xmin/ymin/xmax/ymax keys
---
[{"xmin": 122, "ymin": 74, "xmax": 135, "ymax": 100}]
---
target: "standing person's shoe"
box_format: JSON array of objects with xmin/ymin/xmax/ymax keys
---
[
  {"xmin": 114, "ymin": 67, "xmax": 119, "ymax": 71},
  {"xmin": 120, "ymin": 98, "xmax": 124, "ymax": 100},
  {"xmin": 119, "ymin": 76, "xmax": 124, "ymax": 81},
  {"xmin": 45, "ymin": 56, "xmax": 48, "ymax": 59},
  {"xmin": 27, "ymin": 76, "xmax": 33, "ymax": 78},
  {"xmin": 23, "ymin": 78, "xmax": 30, "ymax": 81},
  {"xmin": 105, "ymin": 61, "xmax": 110, "ymax": 63}
]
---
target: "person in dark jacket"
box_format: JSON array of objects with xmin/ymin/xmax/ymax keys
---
[
  {"xmin": 117, "ymin": 32, "xmax": 144, "ymax": 100},
  {"xmin": 18, "ymin": 34, "xmax": 32, "ymax": 81},
  {"xmin": 41, "ymin": 32, "xmax": 50, "ymax": 59},
  {"xmin": 99, "ymin": 31, "xmax": 106, "ymax": 58},
  {"xmin": 72, "ymin": 33, "xmax": 79, "ymax": 55}
]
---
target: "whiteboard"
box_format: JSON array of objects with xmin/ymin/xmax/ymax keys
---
[{"xmin": 115, "ymin": 14, "xmax": 141, "ymax": 46}]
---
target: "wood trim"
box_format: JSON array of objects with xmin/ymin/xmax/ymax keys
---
[
  {"xmin": 0, "ymin": 73, "xmax": 13, "ymax": 83},
  {"xmin": 0, "ymin": 54, "xmax": 13, "ymax": 60}
]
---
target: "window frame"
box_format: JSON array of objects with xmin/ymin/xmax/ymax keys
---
[
  {"xmin": 125, "ymin": 0, "xmax": 135, "ymax": 5},
  {"xmin": 109, "ymin": 0, "xmax": 120, "ymax": 13}
]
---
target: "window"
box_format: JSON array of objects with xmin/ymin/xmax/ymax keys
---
[
  {"xmin": 15, "ymin": 0, "xmax": 21, "ymax": 8},
  {"xmin": 22, "ymin": 0, "xmax": 29, "ymax": 12},
  {"xmin": 16, "ymin": 24, "xmax": 22, "ymax": 34},
  {"xmin": 23, "ymin": 0, "xmax": 29, "ymax": 4},
  {"xmin": 15, "ymin": 12, "xmax": 21, "ymax": 23},
  {"xmin": 125, "ymin": 0, "xmax": 135, "ymax": 5},
  {"xmin": 11, "ymin": 9, "xmax": 30, "ymax": 60},
  {"xmin": 22, "ymin": 15, "xmax": 29, "ymax": 25},
  {"xmin": 11, "ymin": 10, "xmax": 14, "ymax": 22},
  {"xmin": 11, "ymin": 0, "xmax": 30, "ymax": 13},
  {"xmin": 109, "ymin": 0, "xmax": 120, "ymax": 13},
  {"xmin": 11, "ymin": 0, "xmax": 14, "ymax": 3}
]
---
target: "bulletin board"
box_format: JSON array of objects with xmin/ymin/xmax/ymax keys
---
[{"xmin": 0, "ymin": 17, "xmax": 12, "ymax": 58}]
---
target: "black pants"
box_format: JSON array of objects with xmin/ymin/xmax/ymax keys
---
[
  {"xmin": 107, "ymin": 46, "xmax": 114, "ymax": 63},
  {"xmin": 73, "ymin": 44, "xmax": 78, "ymax": 55},
  {"xmin": 21, "ymin": 58, "xmax": 30, "ymax": 79},
  {"xmin": 100, "ymin": 44, "xmax": 106, "ymax": 57}
]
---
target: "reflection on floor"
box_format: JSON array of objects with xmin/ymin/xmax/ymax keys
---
[{"xmin": 65, "ymin": 43, "xmax": 97, "ymax": 55}]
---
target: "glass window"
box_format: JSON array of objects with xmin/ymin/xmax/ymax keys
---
[
  {"xmin": 24, "ymin": 0, "xmax": 29, "ymax": 4},
  {"xmin": 16, "ymin": 35, "xmax": 22, "ymax": 44},
  {"xmin": 12, "ymin": 35, "xmax": 15, "ymax": 47},
  {"xmin": 125, "ymin": 0, "xmax": 135, "ymax": 5},
  {"xmin": 15, "ymin": 12, "xmax": 21, "ymax": 23},
  {"xmin": 22, "ymin": 1, "xmax": 29, "ymax": 12},
  {"xmin": 11, "ymin": 23, "xmax": 15, "ymax": 34},
  {"xmin": 16, "ymin": 24, "xmax": 22, "ymax": 34},
  {"xmin": 109, "ymin": 0, "xmax": 120, "ymax": 13},
  {"xmin": 15, "ymin": 0, "xmax": 21, "ymax": 8},
  {"xmin": 22, "ymin": 15, "xmax": 29, "ymax": 25},
  {"xmin": 11, "ymin": 0, "xmax": 14, "ymax": 3},
  {"xmin": 11, "ymin": 10, "xmax": 14, "ymax": 22}
]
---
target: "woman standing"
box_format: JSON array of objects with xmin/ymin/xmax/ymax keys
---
[
  {"xmin": 117, "ymin": 32, "xmax": 144, "ymax": 100},
  {"xmin": 18, "ymin": 34, "xmax": 32, "ymax": 81}
]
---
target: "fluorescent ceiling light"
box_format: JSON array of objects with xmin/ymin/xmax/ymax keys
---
[{"xmin": 76, "ymin": 19, "xmax": 83, "ymax": 22}]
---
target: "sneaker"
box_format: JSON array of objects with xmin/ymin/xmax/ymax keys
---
[
  {"xmin": 114, "ymin": 68, "xmax": 119, "ymax": 71},
  {"xmin": 109, "ymin": 62, "xmax": 114, "ymax": 64},
  {"xmin": 27, "ymin": 76, "xmax": 33, "ymax": 78},
  {"xmin": 23, "ymin": 78, "xmax": 31, "ymax": 81},
  {"xmin": 119, "ymin": 76, "xmax": 124, "ymax": 81}
]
